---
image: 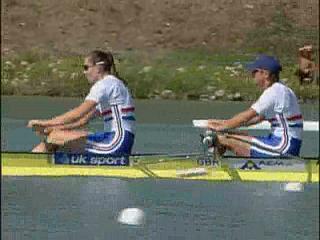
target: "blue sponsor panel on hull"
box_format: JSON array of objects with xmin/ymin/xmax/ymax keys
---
[{"xmin": 53, "ymin": 152, "xmax": 129, "ymax": 166}]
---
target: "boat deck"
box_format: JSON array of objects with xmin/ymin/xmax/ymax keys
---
[{"xmin": 1, "ymin": 153, "xmax": 319, "ymax": 182}]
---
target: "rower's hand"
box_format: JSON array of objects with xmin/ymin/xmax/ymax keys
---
[
  {"xmin": 28, "ymin": 119, "xmax": 63, "ymax": 128},
  {"xmin": 43, "ymin": 125, "xmax": 65, "ymax": 134},
  {"xmin": 207, "ymin": 119, "xmax": 226, "ymax": 131},
  {"xmin": 27, "ymin": 119, "xmax": 47, "ymax": 128},
  {"xmin": 27, "ymin": 120, "xmax": 56, "ymax": 136}
]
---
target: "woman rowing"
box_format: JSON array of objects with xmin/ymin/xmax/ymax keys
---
[
  {"xmin": 28, "ymin": 50, "xmax": 135, "ymax": 155},
  {"xmin": 208, "ymin": 55, "xmax": 303, "ymax": 157}
]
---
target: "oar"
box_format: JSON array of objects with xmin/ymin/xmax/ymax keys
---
[
  {"xmin": 131, "ymin": 152, "xmax": 201, "ymax": 158},
  {"xmin": 130, "ymin": 152, "xmax": 202, "ymax": 165}
]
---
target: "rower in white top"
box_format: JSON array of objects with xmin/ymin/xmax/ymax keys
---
[
  {"xmin": 196, "ymin": 55, "xmax": 310, "ymax": 158},
  {"xmin": 27, "ymin": 50, "xmax": 135, "ymax": 156}
]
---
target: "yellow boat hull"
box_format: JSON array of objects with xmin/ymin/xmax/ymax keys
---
[{"xmin": 1, "ymin": 153, "xmax": 319, "ymax": 183}]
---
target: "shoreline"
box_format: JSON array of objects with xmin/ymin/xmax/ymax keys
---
[
  {"xmin": 2, "ymin": 94, "xmax": 319, "ymax": 105},
  {"xmin": 2, "ymin": 49, "xmax": 319, "ymax": 102}
]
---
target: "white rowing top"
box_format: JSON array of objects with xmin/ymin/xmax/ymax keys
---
[
  {"xmin": 193, "ymin": 82, "xmax": 319, "ymax": 132},
  {"xmin": 85, "ymin": 75, "xmax": 135, "ymax": 134},
  {"xmin": 251, "ymin": 82, "xmax": 302, "ymax": 139}
]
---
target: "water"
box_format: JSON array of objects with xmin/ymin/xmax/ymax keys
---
[
  {"xmin": 1, "ymin": 96, "xmax": 319, "ymax": 155},
  {"xmin": 2, "ymin": 96, "xmax": 319, "ymax": 240},
  {"xmin": 2, "ymin": 178, "xmax": 319, "ymax": 240}
]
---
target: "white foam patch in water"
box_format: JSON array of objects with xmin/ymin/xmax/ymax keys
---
[
  {"xmin": 117, "ymin": 208, "xmax": 145, "ymax": 226},
  {"xmin": 283, "ymin": 182, "xmax": 304, "ymax": 192}
]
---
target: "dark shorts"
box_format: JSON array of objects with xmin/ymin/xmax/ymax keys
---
[
  {"xmin": 250, "ymin": 134, "xmax": 302, "ymax": 158},
  {"xmin": 85, "ymin": 130, "xmax": 134, "ymax": 155}
]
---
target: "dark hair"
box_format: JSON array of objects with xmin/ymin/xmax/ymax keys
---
[
  {"xmin": 87, "ymin": 50, "xmax": 127, "ymax": 85},
  {"xmin": 269, "ymin": 73, "xmax": 280, "ymax": 82}
]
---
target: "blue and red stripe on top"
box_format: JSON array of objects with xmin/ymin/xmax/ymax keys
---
[
  {"xmin": 267, "ymin": 114, "xmax": 303, "ymax": 122},
  {"xmin": 267, "ymin": 114, "xmax": 303, "ymax": 129}
]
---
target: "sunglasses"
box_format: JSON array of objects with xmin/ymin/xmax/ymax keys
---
[
  {"xmin": 83, "ymin": 65, "xmax": 93, "ymax": 71},
  {"xmin": 83, "ymin": 61, "xmax": 105, "ymax": 71}
]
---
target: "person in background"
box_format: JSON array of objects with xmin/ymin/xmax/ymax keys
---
[
  {"xmin": 28, "ymin": 50, "xmax": 135, "ymax": 155},
  {"xmin": 208, "ymin": 55, "xmax": 303, "ymax": 157},
  {"xmin": 296, "ymin": 45, "xmax": 318, "ymax": 85}
]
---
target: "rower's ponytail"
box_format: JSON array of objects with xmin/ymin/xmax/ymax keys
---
[{"xmin": 111, "ymin": 59, "xmax": 128, "ymax": 86}]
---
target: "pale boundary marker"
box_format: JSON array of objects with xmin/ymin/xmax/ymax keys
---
[{"xmin": 192, "ymin": 120, "xmax": 319, "ymax": 131}]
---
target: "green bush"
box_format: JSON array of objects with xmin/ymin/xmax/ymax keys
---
[{"xmin": 1, "ymin": 49, "xmax": 319, "ymax": 101}]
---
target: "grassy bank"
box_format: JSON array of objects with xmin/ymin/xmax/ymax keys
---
[{"xmin": 1, "ymin": 49, "xmax": 319, "ymax": 102}]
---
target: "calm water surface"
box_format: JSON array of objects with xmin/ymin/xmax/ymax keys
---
[{"xmin": 2, "ymin": 96, "xmax": 319, "ymax": 240}]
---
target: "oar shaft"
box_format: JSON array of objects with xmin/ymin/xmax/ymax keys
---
[{"xmin": 131, "ymin": 152, "xmax": 201, "ymax": 158}]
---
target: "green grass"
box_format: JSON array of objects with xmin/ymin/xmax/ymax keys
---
[
  {"xmin": 1, "ymin": 48, "xmax": 319, "ymax": 101},
  {"xmin": 1, "ymin": 50, "xmax": 90, "ymax": 97}
]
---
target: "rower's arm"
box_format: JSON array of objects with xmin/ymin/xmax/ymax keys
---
[
  {"xmin": 48, "ymin": 108, "xmax": 96, "ymax": 131},
  {"xmin": 244, "ymin": 114, "xmax": 265, "ymax": 126},
  {"xmin": 46, "ymin": 100, "xmax": 97, "ymax": 126},
  {"xmin": 223, "ymin": 108, "xmax": 258, "ymax": 129}
]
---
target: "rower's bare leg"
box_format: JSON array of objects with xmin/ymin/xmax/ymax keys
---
[
  {"xmin": 47, "ymin": 129, "xmax": 88, "ymax": 153},
  {"xmin": 32, "ymin": 142, "xmax": 58, "ymax": 153},
  {"xmin": 32, "ymin": 142, "xmax": 47, "ymax": 152},
  {"xmin": 217, "ymin": 134, "xmax": 252, "ymax": 157}
]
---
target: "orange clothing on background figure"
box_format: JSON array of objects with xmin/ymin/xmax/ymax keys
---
[{"xmin": 297, "ymin": 45, "xmax": 317, "ymax": 85}]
